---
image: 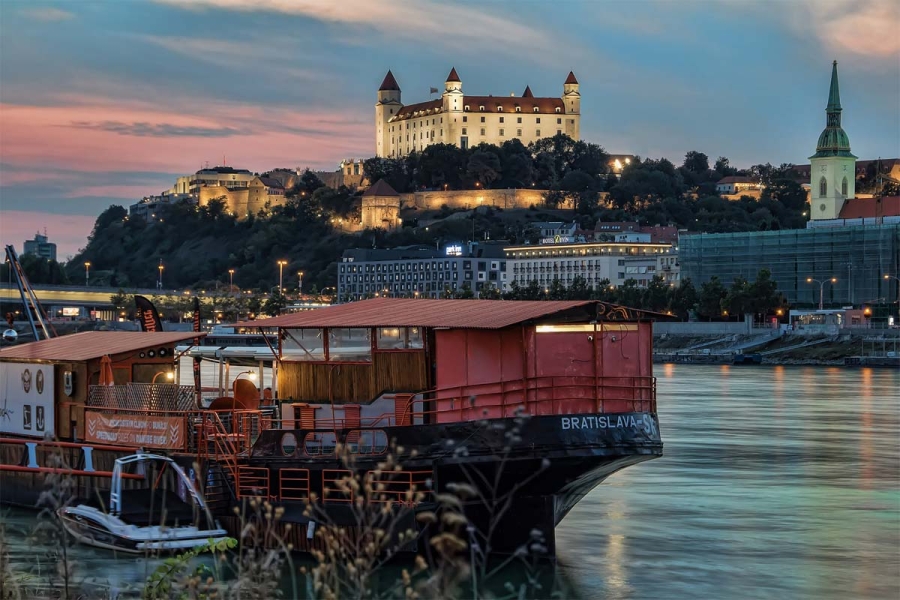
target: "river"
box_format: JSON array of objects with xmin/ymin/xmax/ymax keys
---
[{"xmin": 2, "ymin": 365, "xmax": 898, "ymax": 599}]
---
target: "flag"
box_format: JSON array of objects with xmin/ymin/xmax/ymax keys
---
[
  {"xmin": 429, "ymin": 87, "xmax": 439, "ymax": 94},
  {"xmin": 192, "ymin": 297, "xmax": 202, "ymax": 406},
  {"xmin": 134, "ymin": 295, "xmax": 163, "ymax": 332}
]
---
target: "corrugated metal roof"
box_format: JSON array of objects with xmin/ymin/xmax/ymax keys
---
[
  {"xmin": 239, "ymin": 298, "xmax": 628, "ymax": 330},
  {"xmin": 0, "ymin": 331, "xmax": 205, "ymax": 362}
]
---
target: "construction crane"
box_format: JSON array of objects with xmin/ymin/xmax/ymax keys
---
[{"xmin": 3, "ymin": 245, "xmax": 56, "ymax": 342}]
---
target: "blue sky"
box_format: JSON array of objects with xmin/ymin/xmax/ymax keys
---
[{"xmin": 1, "ymin": 0, "xmax": 898, "ymax": 257}]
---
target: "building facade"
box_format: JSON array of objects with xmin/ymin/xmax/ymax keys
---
[
  {"xmin": 338, "ymin": 242, "xmax": 508, "ymax": 300},
  {"xmin": 376, "ymin": 68, "xmax": 580, "ymax": 158},
  {"xmin": 23, "ymin": 233, "xmax": 57, "ymax": 262},
  {"xmin": 680, "ymin": 225, "xmax": 899, "ymax": 306},
  {"xmin": 504, "ymin": 241, "xmax": 676, "ymax": 290}
]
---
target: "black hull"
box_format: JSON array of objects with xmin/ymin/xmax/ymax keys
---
[{"xmin": 240, "ymin": 411, "xmax": 662, "ymax": 556}]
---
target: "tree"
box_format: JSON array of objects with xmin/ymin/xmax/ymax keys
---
[
  {"xmin": 722, "ymin": 277, "xmax": 752, "ymax": 318},
  {"xmin": 560, "ymin": 169, "xmax": 599, "ymax": 214},
  {"xmin": 262, "ymin": 291, "xmax": 287, "ymax": 316},
  {"xmin": 667, "ymin": 278, "xmax": 698, "ymax": 320},
  {"xmin": 642, "ymin": 276, "xmax": 670, "ymax": 313},
  {"xmin": 698, "ymin": 276, "xmax": 727, "ymax": 320},
  {"xmin": 683, "ymin": 151, "xmax": 709, "ymax": 174},
  {"xmin": 714, "ymin": 156, "xmax": 736, "ymax": 176},
  {"xmin": 110, "ymin": 289, "xmax": 130, "ymax": 311},
  {"xmin": 467, "ymin": 150, "xmax": 502, "ymax": 188},
  {"xmin": 417, "ymin": 144, "xmax": 467, "ymax": 189},
  {"xmin": 747, "ymin": 269, "xmax": 782, "ymax": 320}
]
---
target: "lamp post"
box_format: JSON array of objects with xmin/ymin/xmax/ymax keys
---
[
  {"xmin": 806, "ymin": 277, "xmax": 836, "ymax": 310},
  {"xmin": 157, "ymin": 260, "xmax": 164, "ymax": 290},
  {"xmin": 297, "ymin": 271, "xmax": 304, "ymax": 295},
  {"xmin": 277, "ymin": 260, "xmax": 287, "ymax": 295},
  {"xmin": 84, "ymin": 261, "xmax": 91, "ymax": 287},
  {"xmin": 228, "ymin": 269, "xmax": 235, "ymax": 293}
]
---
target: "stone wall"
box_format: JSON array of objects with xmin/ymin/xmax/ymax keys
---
[
  {"xmin": 398, "ymin": 188, "xmax": 572, "ymax": 211},
  {"xmin": 198, "ymin": 184, "xmax": 285, "ymax": 218}
]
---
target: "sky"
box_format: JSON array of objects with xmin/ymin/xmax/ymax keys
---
[{"xmin": 1, "ymin": 0, "xmax": 898, "ymax": 259}]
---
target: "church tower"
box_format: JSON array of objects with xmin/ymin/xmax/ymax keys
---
[
  {"xmin": 562, "ymin": 71, "xmax": 581, "ymax": 139},
  {"xmin": 442, "ymin": 67, "xmax": 465, "ymax": 148},
  {"xmin": 809, "ymin": 61, "xmax": 856, "ymax": 220},
  {"xmin": 375, "ymin": 70, "xmax": 402, "ymax": 157}
]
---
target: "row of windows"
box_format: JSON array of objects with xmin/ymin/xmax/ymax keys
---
[
  {"xmin": 463, "ymin": 105, "xmax": 560, "ymax": 114},
  {"xmin": 340, "ymin": 260, "xmax": 502, "ymax": 273},
  {"xmin": 819, "ymin": 176, "xmax": 849, "ymax": 198},
  {"xmin": 340, "ymin": 270, "xmax": 507, "ymax": 284},
  {"xmin": 340, "ymin": 280, "xmax": 498, "ymax": 294},
  {"xmin": 507, "ymin": 247, "xmax": 671, "ymax": 258}
]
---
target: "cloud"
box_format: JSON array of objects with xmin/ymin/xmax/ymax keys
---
[
  {"xmin": 67, "ymin": 121, "xmax": 248, "ymax": 138},
  {"xmin": 156, "ymin": 0, "xmax": 558, "ymax": 60},
  {"xmin": 18, "ymin": 7, "xmax": 75, "ymax": 22}
]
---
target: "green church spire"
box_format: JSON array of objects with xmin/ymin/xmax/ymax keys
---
[
  {"xmin": 826, "ymin": 60, "xmax": 841, "ymax": 112},
  {"xmin": 811, "ymin": 60, "xmax": 855, "ymax": 159}
]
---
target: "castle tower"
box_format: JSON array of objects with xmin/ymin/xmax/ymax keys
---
[
  {"xmin": 442, "ymin": 67, "xmax": 465, "ymax": 149},
  {"xmin": 562, "ymin": 71, "xmax": 581, "ymax": 139},
  {"xmin": 376, "ymin": 70, "xmax": 402, "ymax": 157},
  {"xmin": 809, "ymin": 61, "xmax": 857, "ymax": 220}
]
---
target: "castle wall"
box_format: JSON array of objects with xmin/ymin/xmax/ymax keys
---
[
  {"xmin": 198, "ymin": 184, "xmax": 286, "ymax": 218},
  {"xmin": 398, "ymin": 188, "xmax": 572, "ymax": 211}
]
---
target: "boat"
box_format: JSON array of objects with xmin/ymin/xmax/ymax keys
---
[
  {"xmin": 1, "ymin": 296, "xmax": 667, "ymax": 558},
  {"xmin": 58, "ymin": 453, "xmax": 230, "ymax": 553}
]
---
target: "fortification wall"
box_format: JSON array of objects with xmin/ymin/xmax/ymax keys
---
[{"xmin": 398, "ymin": 188, "xmax": 570, "ymax": 210}]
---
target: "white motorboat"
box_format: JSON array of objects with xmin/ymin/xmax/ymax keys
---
[{"xmin": 59, "ymin": 453, "xmax": 230, "ymax": 554}]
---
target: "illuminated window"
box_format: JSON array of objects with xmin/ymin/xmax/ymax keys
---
[
  {"xmin": 533, "ymin": 107, "xmax": 539, "ymax": 113},
  {"xmin": 497, "ymin": 106, "xmax": 503, "ymax": 112},
  {"xmin": 515, "ymin": 106, "xmax": 521, "ymax": 112}
]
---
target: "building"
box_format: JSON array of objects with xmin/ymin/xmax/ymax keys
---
[
  {"xmin": 22, "ymin": 233, "xmax": 56, "ymax": 262},
  {"xmin": 791, "ymin": 158, "xmax": 900, "ymax": 187},
  {"xmin": 594, "ymin": 222, "xmax": 680, "ymax": 245},
  {"xmin": 197, "ymin": 176, "xmax": 286, "ymax": 217},
  {"xmin": 531, "ymin": 221, "xmax": 578, "ymax": 240},
  {"xmin": 129, "ymin": 193, "xmax": 195, "ymax": 222},
  {"xmin": 681, "ymin": 61, "xmax": 900, "ymax": 309},
  {"xmin": 716, "ymin": 176, "xmax": 762, "ymax": 195},
  {"xmin": 504, "ymin": 240, "xmax": 675, "ymax": 290},
  {"xmin": 338, "ymin": 242, "xmax": 508, "ymax": 300},
  {"xmin": 375, "ymin": 68, "xmax": 580, "ymax": 157},
  {"xmin": 360, "ymin": 179, "xmax": 401, "ymax": 230},
  {"xmin": 169, "ymin": 165, "xmax": 257, "ymax": 196}
]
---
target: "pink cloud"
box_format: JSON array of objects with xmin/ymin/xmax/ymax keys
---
[{"xmin": 0, "ymin": 211, "xmax": 97, "ymax": 260}]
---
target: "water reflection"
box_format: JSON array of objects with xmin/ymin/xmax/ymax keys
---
[{"xmin": 2, "ymin": 366, "xmax": 897, "ymax": 599}]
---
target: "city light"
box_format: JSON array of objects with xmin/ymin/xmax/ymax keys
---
[
  {"xmin": 277, "ymin": 260, "xmax": 288, "ymax": 295},
  {"xmin": 806, "ymin": 277, "xmax": 837, "ymax": 310},
  {"xmin": 84, "ymin": 261, "xmax": 91, "ymax": 287}
]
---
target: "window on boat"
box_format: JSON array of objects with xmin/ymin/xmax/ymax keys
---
[
  {"xmin": 304, "ymin": 432, "xmax": 337, "ymax": 456},
  {"xmin": 329, "ymin": 328, "xmax": 372, "ymax": 362},
  {"xmin": 345, "ymin": 429, "xmax": 388, "ymax": 454},
  {"xmin": 376, "ymin": 327, "xmax": 425, "ymax": 350},
  {"xmin": 280, "ymin": 432, "xmax": 298, "ymax": 456},
  {"xmin": 282, "ymin": 328, "xmax": 325, "ymax": 361}
]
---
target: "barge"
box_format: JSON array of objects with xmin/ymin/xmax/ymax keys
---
[{"xmin": 0, "ymin": 298, "xmax": 664, "ymax": 557}]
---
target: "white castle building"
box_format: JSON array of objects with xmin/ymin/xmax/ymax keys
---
[{"xmin": 375, "ymin": 67, "xmax": 581, "ymax": 158}]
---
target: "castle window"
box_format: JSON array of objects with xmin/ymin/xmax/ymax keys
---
[
  {"xmin": 479, "ymin": 105, "xmax": 485, "ymax": 111},
  {"xmin": 497, "ymin": 106, "xmax": 503, "ymax": 112},
  {"xmin": 499, "ymin": 128, "xmax": 505, "ymax": 136},
  {"xmin": 841, "ymin": 176, "xmax": 848, "ymax": 196},
  {"xmin": 462, "ymin": 128, "xmax": 467, "ymax": 135},
  {"xmin": 464, "ymin": 105, "xmax": 470, "ymax": 111},
  {"xmin": 480, "ymin": 128, "xmax": 485, "ymax": 136},
  {"xmin": 555, "ymin": 107, "xmax": 561, "ymax": 113},
  {"xmin": 819, "ymin": 177, "xmax": 827, "ymax": 197},
  {"xmin": 480, "ymin": 116, "xmax": 485, "ymax": 123},
  {"xmin": 557, "ymin": 129, "xmax": 561, "ymax": 135},
  {"xmin": 517, "ymin": 117, "xmax": 522, "ymax": 124},
  {"xmin": 557, "ymin": 118, "xmax": 562, "ymax": 124},
  {"xmin": 515, "ymin": 106, "xmax": 521, "ymax": 112},
  {"xmin": 533, "ymin": 107, "xmax": 539, "ymax": 113},
  {"xmin": 463, "ymin": 116, "xmax": 467, "ymax": 122},
  {"xmin": 536, "ymin": 117, "xmax": 541, "ymax": 124},
  {"xmin": 517, "ymin": 129, "xmax": 522, "ymax": 137},
  {"xmin": 536, "ymin": 129, "xmax": 541, "ymax": 136},
  {"xmin": 499, "ymin": 116, "xmax": 504, "ymax": 123}
]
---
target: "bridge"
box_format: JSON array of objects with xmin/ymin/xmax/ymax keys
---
[{"xmin": 0, "ymin": 283, "xmax": 186, "ymax": 319}]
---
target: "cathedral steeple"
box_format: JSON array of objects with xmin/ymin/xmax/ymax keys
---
[{"xmin": 811, "ymin": 60, "xmax": 855, "ymax": 159}]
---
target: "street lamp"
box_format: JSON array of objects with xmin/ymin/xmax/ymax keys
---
[
  {"xmin": 228, "ymin": 269, "xmax": 235, "ymax": 292},
  {"xmin": 84, "ymin": 261, "xmax": 91, "ymax": 287},
  {"xmin": 806, "ymin": 277, "xmax": 836, "ymax": 311},
  {"xmin": 277, "ymin": 260, "xmax": 288, "ymax": 295},
  {"xmin": 297, "ymin": 271, "xmax": 304, "ymax": 294},
  {"xmin": 157, "ymin": 261, "xmax": 164, "ymax": 290}
]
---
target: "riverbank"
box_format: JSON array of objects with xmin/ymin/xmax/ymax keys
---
[{"xmin": 653, "ymin": 330, "xmax": 900, "ymax": 367}]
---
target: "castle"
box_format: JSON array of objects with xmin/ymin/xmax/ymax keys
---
[{"xmin": 375, "ymin": 67, "xmax": 581, "ymax": 158}]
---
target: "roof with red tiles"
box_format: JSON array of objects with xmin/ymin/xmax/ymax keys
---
[
  {"xmin": 363, "ymin": 179, "xmax": 399, "ymax": 197},
  {"xmin": 522, "ymin": 86, "xmax": 534, "ymax": 98},
  {"xmin": 239, "ymin": 298, "xmax": 658, "ymax": 330},
  {"xmin": 446, "ymin": 67, "xmax": 460, "ymax": 82},
  {"xmin": 837, "ymin": 196, "xmax": 900, "ymax": 219},
  {"xmin": 565, "ymin": 71, "xmax": 579, "ymax": 85},
  {"xmin": 379, "ymin": 70, "xmax": 400, "ymax": 91},
  {"xmin": 0, "ymin": 331, "xmax": 205, "ymax": 362}
]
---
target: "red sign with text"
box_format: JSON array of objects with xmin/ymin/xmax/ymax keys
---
[{"xmin": 85, "ymin": 411, "xmax": 185, "ymax": 449}]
